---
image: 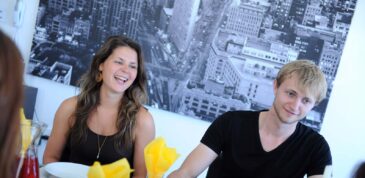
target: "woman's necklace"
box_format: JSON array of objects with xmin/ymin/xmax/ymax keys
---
[{"xmin": 96, "ymin": 134, "xmax": 108, "ymax": 159}]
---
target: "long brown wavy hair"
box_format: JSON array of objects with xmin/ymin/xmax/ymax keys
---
[
  {"xmin": 70, "ymin": 35, "xmax": 147, "ymax": 153},
  {"xmin": 0, "ymin": 30, "xmax": 24, "ymax": 178}
]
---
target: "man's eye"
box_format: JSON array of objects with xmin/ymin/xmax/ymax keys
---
[
  {"xmin": 303, "ymin": 99, "xmax": 311, "ymax": 104},
  {"xmin": 115, "ymin": 61, "xmax": 122, "ymax": 64}
]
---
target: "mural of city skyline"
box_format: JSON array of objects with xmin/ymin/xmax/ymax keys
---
[{"xmin": 28, "ymin": 0, "xmax": 358, "ymax": 131}]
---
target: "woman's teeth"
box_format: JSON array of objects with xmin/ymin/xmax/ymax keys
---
[{"xmin": 115, "ymin": 76, "xmax": 128, "ymax": 82}]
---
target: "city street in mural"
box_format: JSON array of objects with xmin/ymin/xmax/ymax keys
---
[{"xmin": 28, "ymin": 0, "xmax": 357, "ymax": 131}]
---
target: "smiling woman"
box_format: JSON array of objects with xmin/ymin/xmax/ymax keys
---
[
  {"xmin": 0, "ymin": 30, "xmax": 24, "ymax": 177},
  {"xmin": 98, "ymin": 46, "xmax": 138, "ymax": 94},
  {"xmin": 43, "ymin": 35, "xmax": 155, "ymax": 178}
]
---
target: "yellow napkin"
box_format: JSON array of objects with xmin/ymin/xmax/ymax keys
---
[
  {"xmin": 20, "ymin": 108, "xmax": 31, "ymax": 155},
  {"xmin": 88, "ymin": 158, "xmax": 133, "ymax": 178},
  {"xmin": 144, "ymin": 137, "xmax": 180, "ymax": 178}
]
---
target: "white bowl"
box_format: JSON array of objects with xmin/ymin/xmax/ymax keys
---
[{"xmin": 44, "ymin": 162, "xmax": 89, "ymax": 178}]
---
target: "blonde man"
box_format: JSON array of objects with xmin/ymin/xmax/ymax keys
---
[{"xmin": 169, "ymin": 60, "xmax": 331, "ymax": 178}]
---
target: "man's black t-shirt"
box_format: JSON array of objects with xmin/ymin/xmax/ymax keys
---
[{"xmin": 201, "ymin": 110, "xmax": 332, "ymax": 178}]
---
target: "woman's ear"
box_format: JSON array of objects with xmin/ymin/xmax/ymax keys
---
[{"xmin": 98, "ymin": 63, "xmax": 103, "ymax": 72}]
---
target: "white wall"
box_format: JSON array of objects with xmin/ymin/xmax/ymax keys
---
[
  {"xmin": 0, "ymin": 0, "xmax": 38, "ymax": 63},
  {"xmin": 320, "ymin": 0, "xmax": 365, "ymax": 177},
  {"xmin": 1, "ymin": 0, "xmax": 365, "ymax": 177}
]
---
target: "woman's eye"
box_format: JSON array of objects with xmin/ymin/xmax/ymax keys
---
[
  {"xmin": 130, "ymin": 65, "xmax": 137, "ymax": 69},
  {"xmin": 115, "ymin": 61, "xmax": 122, "ymax": 64}
]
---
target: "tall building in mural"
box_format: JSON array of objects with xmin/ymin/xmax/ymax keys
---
[
  {"xmin": 225, "ymin": 2, "xmax": 266, "ymax": 37},
  {"xmin": 110, "ymin": 0, "xmax": 142, "ymax": 39},
  {"xmin": 289, "ymin": 0, "xmax": 308, "ymax": 24},
  {"xmin": 91, "ymin": 0, "xmax": 142, "ymax": 42},
  {"xmin": 271, "ymin": 0, "xmax": 293, "ymax": 31},
  {"xmin": 319, "ymin": 41, "xmax": 342, "ymax": 86},
  {"xmin": 302, "ymin": 1, "xmax": 322, "ymax": 26},
  {"xmin": 47, "ymin": 0, "xmax": 87, "ymax": 12},
  {"xmin": 91, "ymin": 0, "xmax": 112, "ymax": 42},
  {"xmin": 203, "ymin": 30, "xmax": 298, "ymax": 109},
  {"xmin": 167, "ymin": 0, "xmax": 200, "ymax": 52}
]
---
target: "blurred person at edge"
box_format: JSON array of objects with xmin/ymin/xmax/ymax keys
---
[
  {"xmin": 353, "ymin": 162, "xmax": 365, "ymax": 178},
  {"xmin": 43, "ymin": 35, "xmax": 155, "ymax": 178},
  {"xmin": 0, "ymin": 29, "xmax": 24, "ymax": 178},
  {"xmin": 169, "ymin": 59, "xmax": 331, "ymax": 178}
]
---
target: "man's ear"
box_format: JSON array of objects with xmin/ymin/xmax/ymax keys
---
[{"xmin": 273, "ymin": 79, "xmax": 278, "ymax": 94}]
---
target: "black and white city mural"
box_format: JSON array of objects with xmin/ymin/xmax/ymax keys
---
[{"xmin": 28, "ymin": 0, "xmax": 358, "ymax": 131}]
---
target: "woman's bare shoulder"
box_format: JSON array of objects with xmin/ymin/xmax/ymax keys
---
[
  {"xmin": 57, "ymin": 96, "xmax": 77, "ymax": 114},
  {"xmin": 60, "ymin": 96, "xmax": 77, "ymax": 108},
  {"xmin": 135, "ymin": 107, "xmax": 154, "ymax": 129},
  {"xmin": 136, "ymin": 106, "xmax": 153, "ymax": 119},
  {"xmin": 55, "ymin": 96, "xmax": 78, "ymax": 125}
]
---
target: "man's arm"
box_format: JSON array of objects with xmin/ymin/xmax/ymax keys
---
[
  {"xmin": 307, "ymin": 165, "xmax": 332, "ymax": 178},
  {"xmin": 308, "ymin": 175, "xmax": 323, "ymax": 178},
  {"xmin": 167, "ymin": 143, "xmax": 218, "ymax": 178}
]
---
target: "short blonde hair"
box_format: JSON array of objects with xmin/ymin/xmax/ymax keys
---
[{"xmin": 276, "ymin": 59, "xmax": 327, "ymax": 104}]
